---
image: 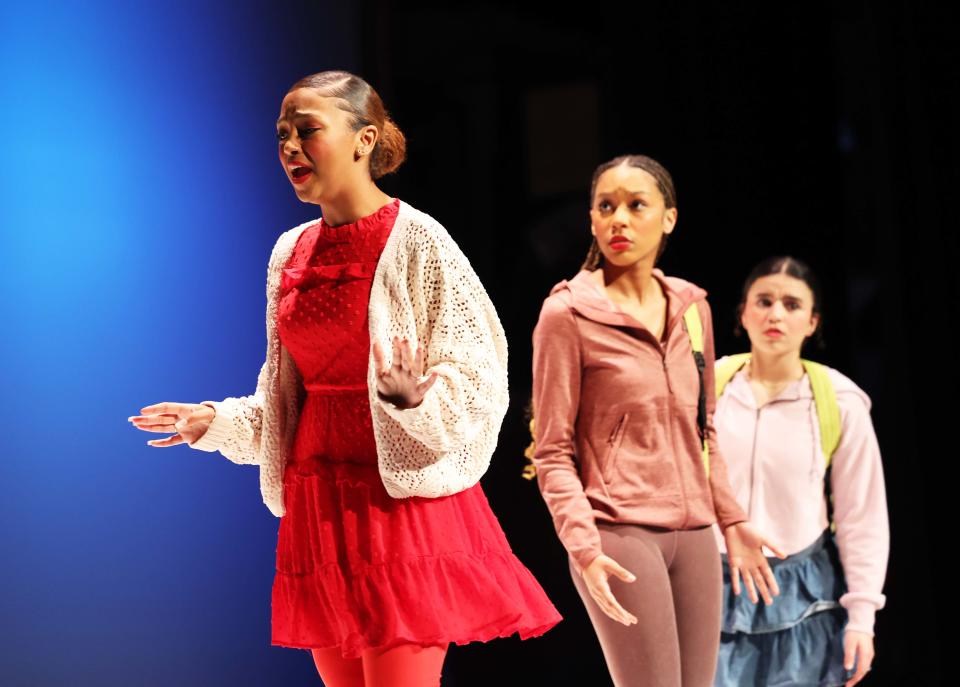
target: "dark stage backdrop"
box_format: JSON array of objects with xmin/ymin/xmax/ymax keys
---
[{"xmin": 1, "ymin": 1, "xmax": 953, "ymax": 685}]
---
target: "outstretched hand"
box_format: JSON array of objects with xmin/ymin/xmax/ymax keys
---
[
  {"xmin": 723, "ymin": 521, "xmax": 786, "ymax": 605},
  {"xmin": 371, "ymin": 336, "xmax": 438, "ymax": 410},
  {"xmin": 128, "ymin": 402, "xmax": 215, "ymax": 447}
]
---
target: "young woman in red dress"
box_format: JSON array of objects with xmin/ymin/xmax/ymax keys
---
[{"xmin": 129, "ymin": 70, "xmax": 560, "ymax": 687}]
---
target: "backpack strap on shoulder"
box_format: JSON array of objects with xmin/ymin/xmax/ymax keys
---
[
  {"xmin": 800, "ymin": 360, "xmax": 841, "ymax": 468},
  {"xmin": 801, "ymin": 360, "xmax": 841, "ymax": 532},
  {"xmin": 715, "ymin": 352, "xmax": 752, "ymax": 398},
  {"xmin": 682, "ymin": 304, "xmax": 710, "ymax": 478}
]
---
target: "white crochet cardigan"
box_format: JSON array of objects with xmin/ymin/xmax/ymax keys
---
[{"xmin": 187, "ymin": 199, "xmax": 509, "ymax": 517}]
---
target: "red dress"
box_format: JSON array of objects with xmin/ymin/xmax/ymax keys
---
[{"xmin": 271, "ymin": 198, "xmax": 561, "ymax": 658}]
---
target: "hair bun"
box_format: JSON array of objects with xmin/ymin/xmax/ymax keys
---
[{"xmin": 371, "ymin": 116, "xmax": 407, "ymax": 179}]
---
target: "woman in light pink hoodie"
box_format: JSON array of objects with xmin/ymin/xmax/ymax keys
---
[
  {"xmin": 712, "ymin": 257, "xmax": 889, "ymax": 687},
  {"xmin": 530, "ymin": 154, "xmax": 784, "ymax": 687}
]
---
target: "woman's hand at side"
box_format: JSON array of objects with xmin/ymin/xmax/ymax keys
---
[
  {"xmin": 372, "ymin": 336, "xmax": 439, "ymax": 410},
  {"xmin": 843, "ymin": 630, "xmax": 874, "ymax": 686},
  {"xmin": 580, "ymin": 554, "xmax": 638, "ymax": 626},
  {"xmin": 723, "ymin": 521, "xmax": 786, "ymax": 605},
  {"xmin": 128, "ymin": 402, "xmax": 216, "ymax": 447}
]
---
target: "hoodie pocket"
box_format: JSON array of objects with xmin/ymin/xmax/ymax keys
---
[
  {"xmin": 603, "ymin": 405, "xmax": 678, "ymax": 503},
  {"xmin": 602, "ymin": 412, "xmax": 629, "ymax": 483}
]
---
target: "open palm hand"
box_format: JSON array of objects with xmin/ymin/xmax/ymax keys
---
[{"xmin": 371, "ymin": 336, "xmax": 438, "ymax": 409}]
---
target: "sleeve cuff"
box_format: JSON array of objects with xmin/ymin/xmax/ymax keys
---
[
  {"xmin": 573, "ymin": 547, "xmax": 603, "ymax": 574},
  {"xmin": 186, "ymin": 401, "xmax": 232, "ymax": 453},
  {"xmin": 841, "ymin": 597, "xmax": 882, "ymax": 635},
  {"xmin": 375, "ymin": 389, "xmax": 471, "ymax": 454},
  {"xmin": 378, "ymin": 392, "xmax": 428, "ymax": 422},
  {"xmin": 377, "ymin": 393, "xmax": 435, "ymax": 439},
  {"xmin": 718, "ymin": 515, "xmax": 749, "ymax": 531}
]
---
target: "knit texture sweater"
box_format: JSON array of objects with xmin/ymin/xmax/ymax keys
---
[{"xmin": 187, "ymin": 199, "xmax": 509, "ymax": 517}]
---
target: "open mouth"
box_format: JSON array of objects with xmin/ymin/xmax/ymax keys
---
[{"xmin": 291, "ymin": 166, "xmax": 312, "ymax": 180}]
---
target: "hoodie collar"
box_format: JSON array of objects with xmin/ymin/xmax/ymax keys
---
[
  {"xmin": 552, "ymin": 268, "xmax": 707, "ymax": 335},
  {"xmin": 724, "ymin": 363, "xmax": 814, "ymax": 409}
]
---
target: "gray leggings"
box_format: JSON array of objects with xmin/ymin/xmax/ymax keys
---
[{"xmin": 569, "ymin": 522, "xmax": 722, "ymax": 687}]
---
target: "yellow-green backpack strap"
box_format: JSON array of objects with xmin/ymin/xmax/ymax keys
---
[
  {"xmin": 801, "ymin": 360, "xmax": 841, "ymax": 468},
  {"xmin": 715, "ymin": 353, "xmax": 752, "ymax": 398},
  {"xmin": 682, "ymin": 304, "xmax": 711, "ymax": 478},
  {"xmin": 683, "ymin": 304, "xmax": 704, "ymax": 353}
]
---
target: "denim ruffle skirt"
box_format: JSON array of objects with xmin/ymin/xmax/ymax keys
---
[{"xmin": 714, "ymin": 528, "xmax": 851, "ymax": 687}]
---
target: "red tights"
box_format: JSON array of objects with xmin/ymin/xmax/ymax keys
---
[{"xmin": 310, "ymin": 643, "xmax": 448, "ymax": 687}]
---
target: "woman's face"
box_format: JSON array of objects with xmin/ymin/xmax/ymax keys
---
[
  {"xmin": 275, "ymin": 88, "xmax": 372, "ymax": 204},
  {"xmin": 741, "ymin": 272, "xmax": 820, "ymax": 356},
  {"xmin": 589, "ymin": 164, "xmax": 677, "ymax": 268}
]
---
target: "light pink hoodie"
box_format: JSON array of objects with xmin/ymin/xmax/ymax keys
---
[{"xmin": 711, "ymin": 360, "xmax": 890, "ymax": 635}]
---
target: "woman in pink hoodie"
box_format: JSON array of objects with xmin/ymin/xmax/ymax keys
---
[
  {"xmin": 712, "ymin": 257, "xmax": 889, "ymax": 687},
  {"xmin": 530, "ymin": 154, "xmax": 784, "ymax": 687}
]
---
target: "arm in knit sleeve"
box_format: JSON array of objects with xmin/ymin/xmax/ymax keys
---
[
  {"xmin": 829, "ymin": 387, "xmax": 890, "ymax": 635},
  {"xmin": 530, "ymin": 295, "xmax": 603, "ymax": 572},
  {"xmin": 377, "ymin": 221, "xmax": 507, "ymax": 454},
  {"xmin": 700, "ymin": 300, "xmax": 750, "ymax": 529},
  {"xmin": 185, "ymin": 360, "xmax": 266, "ymax": 466},
  {"xmin": 183, "ymin": 229, "xmax": 293, "ymax": 465}
]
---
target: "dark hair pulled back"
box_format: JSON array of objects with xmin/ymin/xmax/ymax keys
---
[{"xmin": 289, "ymin": 70, "xmax": 406, "ymax": 179}]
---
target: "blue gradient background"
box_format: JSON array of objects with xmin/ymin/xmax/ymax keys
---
[{"xmin": 1, "ymin": 3, "xmax": 358, "ymax": 684}]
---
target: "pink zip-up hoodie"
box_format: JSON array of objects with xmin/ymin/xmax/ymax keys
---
[
  {"xmin": 531, "ymin": 268, "xmax": 748, "ymax": 572},
  {"xmin": 711, "ymin": 360, "xmax": 890, "ymax": 635}
]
